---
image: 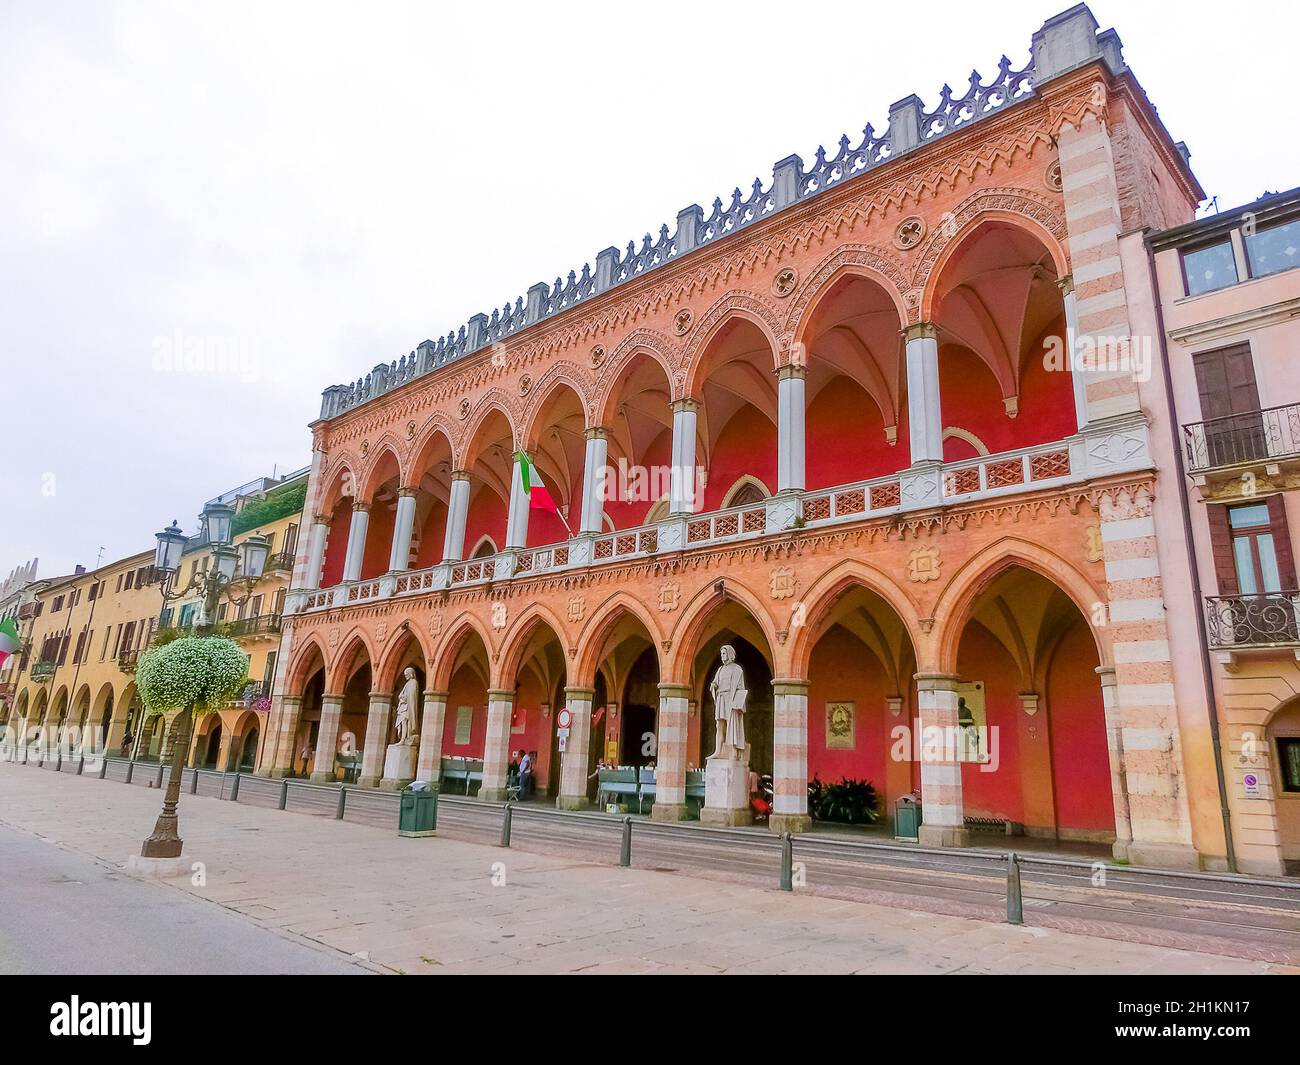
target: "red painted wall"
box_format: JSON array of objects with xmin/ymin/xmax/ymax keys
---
[
  {"xmin": 806, "ymin": 378, "xmax": 904, "ymax": 490},
  {"xmin": 605, "ymin": 429, "xmax": 672, "ymax": 528},
  {"xmin": 443, "ymin": 664, "xmax": 488, "ymax": 756},
  {"xmin": 704, "ymin": 405, "xmax": 777, "ymax": 510},
  {"xmin": 462, "ymin": 485, "xmax": 507, "ymax": 557},
  {"xmin": 1047, "ymin": 620, "xmax": 1115, "ymax": 834},
  {"xmin": 412, "ymin": 499, "xmax": 449, "ymax": 569},
  {"xmin": 320, "ymin": 500, "xmax": 352, "ymax": 588},
  {"xmin": 956, "ymin": 624, "xmax": 1024, "ymax": 823},
  {"xmin": 806, "ymin": 627, "xmax": 890, "ymax": 787},
  {"xmin": 359, "ymin": 500, "xmax": 396, "ymax": 580}
]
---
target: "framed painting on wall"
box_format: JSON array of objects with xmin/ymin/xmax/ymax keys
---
[{"xmin": 825, "ymin": 702, "xmax": 855, "ymax": 749}]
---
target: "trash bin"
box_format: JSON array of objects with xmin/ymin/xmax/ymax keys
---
[
  {"xmin": 398, "ymin": 783, "xmax": 438, "ymax": 837},
  {"xmin": 894, "ymin": 796, "xmax": 921, "ymax": 842}
]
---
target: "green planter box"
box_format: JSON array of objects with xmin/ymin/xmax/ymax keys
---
[
  {"xmin": 398, "ymin": 788, "xmax": 438, "ymax": 837},
  {"xmin": 894, "ymin": 798, "xmax": 921, "ymax": 842}
]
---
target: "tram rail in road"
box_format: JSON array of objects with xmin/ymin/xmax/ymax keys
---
[{"xmin": 12, "ymin": 751, "xmax": 1300, "ymax": 952}]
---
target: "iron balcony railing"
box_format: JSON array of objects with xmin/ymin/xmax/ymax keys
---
[
  {"xmin": 1183, "ymin": 402, "xmax": 1300, "ymax": 473},
  {"xmin": 223, "ymin": 613, "xmax": 282, "ymax": 639},
  {"xmin": 266, "ymin": 551, "xmax": 294, "ymax": 573},
  {"xmin": 117, "ymin": 649, "xmax": 140, "ymax": 673},
  {"xmin": 1204, "ymin": 592, "xmax": 1300, "ymax": 649},
  {"xmin": 30, "ymin": 660, "xmax": 56, "ymax": 681}
]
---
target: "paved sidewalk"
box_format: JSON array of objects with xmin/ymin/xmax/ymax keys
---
[{"xmin": 0, "ymin": 763, "xmax": 1291, "ymax": 975}]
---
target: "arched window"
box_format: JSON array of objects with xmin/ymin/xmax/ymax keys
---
[{"xmin": 721, "ymin": 476, "xmax": 770, "ymax": 509}]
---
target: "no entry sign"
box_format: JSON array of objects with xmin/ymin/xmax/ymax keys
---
[{"xmin": 557, "ymin": 707, "xmax": 572, "ymax": 730}]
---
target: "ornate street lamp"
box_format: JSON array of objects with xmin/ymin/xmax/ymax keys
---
[
  {"xmin": 152, "ymin": 508, "xmax": 268, "ymax": 632},
  {"xmin": 139, "ymin": 503, "xmax": 267, "ymax": 865}
]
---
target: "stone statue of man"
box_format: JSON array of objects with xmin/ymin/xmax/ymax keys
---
[
  {"xmin": 709, "ymin": 644, "xmax": 748, "ymax": 760},
  {"xmin": 393, "ymin": 667, "xmax": 421, "ymax": 746}
]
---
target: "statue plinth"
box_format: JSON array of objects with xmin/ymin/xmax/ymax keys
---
[
  {"xmin": 701, "ymin": 754, "xmax": 751, "ymax": 827},
  {"xmin": 379, "ymin": 741, "xmax": 418, "ymax": 791}
]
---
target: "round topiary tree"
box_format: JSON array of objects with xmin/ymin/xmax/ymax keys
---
[{"xmin": 135, "ymin": 636, "xmax": 249, "ymax": 859}]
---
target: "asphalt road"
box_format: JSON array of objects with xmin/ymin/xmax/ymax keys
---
[{"xmin": 0, "ymin": 824, "xmax": 367, "ymax": 975}]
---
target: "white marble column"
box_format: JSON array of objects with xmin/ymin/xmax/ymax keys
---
[
  {"xmin": 669, "ymin": 400, "xmax": 699, "ymax": 515},
  {"xmin": 442, "ymin": 472, "xmax": 471, "ymax": 562},
  {"xmin": 904, "ymin": 323, "xmax": 943, "ymax": 465},
  {"xmin": 304, "ymin": 516, "xmax": 329, "ymax": 589},
  {"xmin": 579, "ymin": 430, "xmax": 609, "ymax": 534},
  {"xmin": 356, "ymin": 691, "xmax": 391, "ymax": 789},
  {"xmin": 388, "ymin": 488, "xmax": 417, "ymax": 572},
  {"xmin": 415, "ymin": 690, "xmax": 448, "ymax": 786},
  {"xmin": 557, "ymin": 687, "xmax": 595, "ymax": 810},
  {"xmin": 1059, "ymin": 275, "xmax": 1090, "ymax": 432},
  {"xmin": 770, "ymin": 680, "xmax": 811, "ymax": 834},
  {"xmin": 480, "ymin": 690, "xmax": 515, "ymax": 802},
  {"xmin": 776, "ymin": 366, "xmax": 806, "ymax": 493},
  {"xmin": 915, "ymin": 672, "xmax": 968, "ymax": 847},
  {"xmin": 504, "ymin": 457, "xmax": 530, "ymax": 550},
  {"xmin": 341, "ymin": 502, "xmax": 370, "ymax": 582},
  {"xmin": 309, "ymin": 694, "xmax": 344, "ymax": 784}
]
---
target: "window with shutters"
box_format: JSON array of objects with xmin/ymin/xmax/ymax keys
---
[{"xmin": 1191, "ymin": 344, "xmax": 1265, "ymax": 468}]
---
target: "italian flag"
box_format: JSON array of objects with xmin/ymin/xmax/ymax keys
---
[
  {"xmin": 519, "ymin": 452, "xmax": 571, "ymax": 534},
  {"xmin": 0, "ymin": 618, "xmax": 20, "ymax": 669}
]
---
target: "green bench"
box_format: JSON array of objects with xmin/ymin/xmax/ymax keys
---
[{"xmin": 441, "ymin": 757, "xmax": 484, "ymax": 796}]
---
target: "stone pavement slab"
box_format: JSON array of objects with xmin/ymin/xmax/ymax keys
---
[{"xmin": 0, "ymin": 763, "xmax": 1292, "ymax": 975}]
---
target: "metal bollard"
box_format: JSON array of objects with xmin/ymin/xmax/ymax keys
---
[
  {"xmin": 229, "ymin": 773, "xmax": 241, "ymax": 803},
  {"xmin": 98, "ymin": 758, "xmax": 107, "ymax": 780},
  {"xmin": 76, "ymin": 757, "xmax": 84, "ymax": 776},
  {"xmin": 335, "ymin": 786, "xmax": 347, "ymax": 820},
  {"xmin": 620, "ymin": 817, "xmax": 632, "ymax": 867},
  {"xmin": 1006, "ymin": 851, "xmax": 1024, "ymax": 925},
  {"xmin": 189, "ymin": 770, "xmax": 198, "ymax": 794},
  {"xmin": 125, "ymin": 761, "xmax": 134, "ymax": 784},
  {"xmin": 155, "ymin": 763, "xmax": 164, "ymax": 788},
  {"xmin": 780, "ymin": 832, "xmax": 794, "ymax": 891},
  {"xmin": 278, "ymin": 779, "xmax": 289, "ymax": 810},
  {"xmin": 500, "ymin": 804, "xmax": 514, "ymax": 847}
]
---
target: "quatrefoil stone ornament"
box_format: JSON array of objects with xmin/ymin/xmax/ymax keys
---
[
  {"xmin": 590, "ymin": 344, "xmax": 605, "ymax": 368},
  {"xmin": 518, "ymin": 373, "xmax": 532, "ymax": 397},
  {"xmin": 459, "ymin": 398, "xmax": 471, "ymax": 419},
  {"xmin": 673, "ymin": 309, "xmax": 693, "ymax": 336},
  {"xmin": 772, "ymin": 267, "xmax": 798, "ymax": 298},
  {"xmin": 894, "ymin": 216, "xmax": 927, "ymax": 250}
]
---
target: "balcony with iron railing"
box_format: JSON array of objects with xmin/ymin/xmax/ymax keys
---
[
  {"xmin": 265, "ymin": 551, "xmax": 295, "ymax": 573},
  {"xmin": 1183, "ymin": 402, "xmax": 1300, "ymax": 475},
  {"xmin": 222, "ymin": 613, "xmax": 282, "ymax": 639},
  {"xmin": 30, "ymin": 660, "xmax": 56, "ymax": 681},
  {"xmin": 288, "ymin": 426, "xmax": 1148, "ymax": 618},
  {"xmin": 1204, "ymin": 592, "xmax": 1300, "ymax": 651},
  {"xmin": 118, "ymin": 649, "xmax": 141, "ymax": 673}
]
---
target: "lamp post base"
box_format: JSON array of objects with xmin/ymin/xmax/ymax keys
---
[{"xmin": 125, "ymin": 854, "xmax": 189, "ymax": 879}]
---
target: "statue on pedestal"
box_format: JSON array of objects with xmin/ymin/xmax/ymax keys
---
[
  {"xmin": 393, "ymin": 667, "xmax": 421, "ymax": 747},
  {"xmin": 708, "ymin": 644, "xmax": 748, "ymax": 761}
]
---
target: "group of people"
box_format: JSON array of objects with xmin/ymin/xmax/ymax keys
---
[{"xmin": 508, "ymin": 748, "xmax": 538, "ymax": 799}]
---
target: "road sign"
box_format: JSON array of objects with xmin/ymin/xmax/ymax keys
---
[
  {"xmin": 1243, "ymin": 773, "xmax": 1261, "ymax": 798},
  {"xmin": 557, "ymin": 707, "xmax": 572, "ymax": 730}
]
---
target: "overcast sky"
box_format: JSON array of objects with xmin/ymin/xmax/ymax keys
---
[{"xmin": 2, "ymin": 0, "xmax": 1297, "ymax": 579}]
